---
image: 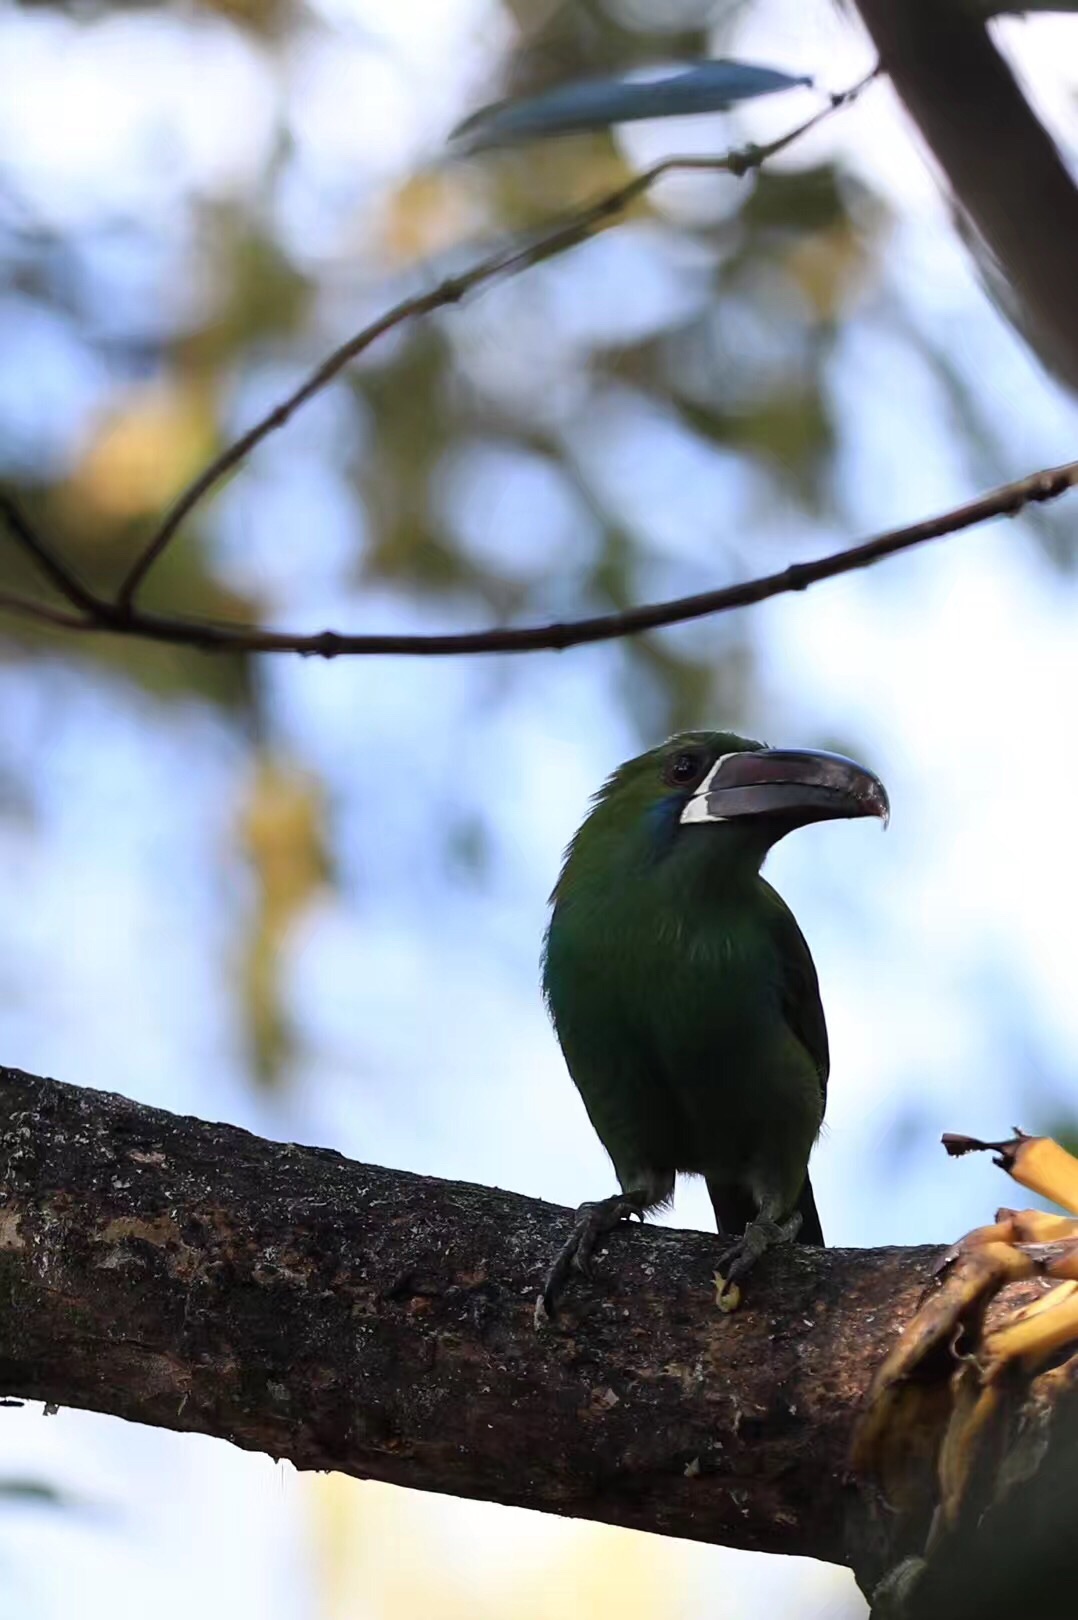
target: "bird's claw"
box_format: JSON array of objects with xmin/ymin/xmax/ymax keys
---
[
  {"xmin": 714, "ymin": 1210, "xmax": 802, "ymax": 1311},
  {"xmin": 537, "ymin": 1194, "xmax": 640, "ymax": 1324}
]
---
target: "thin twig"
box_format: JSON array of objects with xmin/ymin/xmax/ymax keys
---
[
  {"xmin": 3, "ymin": 459, "xmax": 1073, "ymax": 658},
  {"xmin": 0, "ymin": 494, "xmax": 107, "ymax": 617},
  {"xmin": 0, "ymin": 588, "xmax": 88, "ymax": 632},
  {"xmin": 114, "ymin": 71, "xmax": 877, "ymax": 610}
]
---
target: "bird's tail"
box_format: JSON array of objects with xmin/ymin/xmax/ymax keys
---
[
  {"xmin": 707, "ymin": 1175, "xmax": 825, "ymax": 1247},
  {"xmin": 796, "ymin": 1174, "xmax": 824, "ymax": 1247}
]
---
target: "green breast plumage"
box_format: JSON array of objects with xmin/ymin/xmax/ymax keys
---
[{"xmin": 543, "ymin": 870, "xmax": 827, "ymax": 1192}]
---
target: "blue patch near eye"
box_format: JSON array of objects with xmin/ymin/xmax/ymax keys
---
[{"xmin": 644, "ymin": 793, "xmax": 684, "ymax": 861}]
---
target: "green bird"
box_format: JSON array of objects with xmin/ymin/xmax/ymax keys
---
[{"xmin": 540, "ymin": 730, "xmax": 888, "ymax": 1313}]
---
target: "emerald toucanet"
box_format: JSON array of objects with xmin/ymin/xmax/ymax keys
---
[{"xmin": 541, "ymin": 731, "xmax": 888, "ymax": 1312}]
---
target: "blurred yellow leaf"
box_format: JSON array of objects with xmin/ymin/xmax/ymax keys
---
[
  {"xmin": 492, "ymin": 141, "xmax": 638, "ymax": 226},
  {"xmin": 305, "ymin": 1473, "xmax": 688, "ymax": 1620},
  {"xmin": 199, "ymin": 0, "xmax": 296, "ymax": 33},
  {"xmin": 241, "ymin": 758, "xmax": 330, "ymax": 916},
  {"xmin": 65, "ymin": 379, "xmax": 216, "ymax": 524},
  {"xmin": 236, "ymin": 756, "xmax": 331, "ymax": 1086},
  {"xmin": 784, "ymin": 223, "xmax": 875, "ymax": 321},
  {"xmin": 378, "ymin": 171, "xmax": 481, "ymax": 266}
]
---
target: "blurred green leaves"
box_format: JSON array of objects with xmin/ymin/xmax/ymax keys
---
[
  {"xmin": 0, "ymin": 1478, "xmax": 72, "ymax": 1509},
  {"xmin": 0, "ymin": 0, "xmax": 894, "ymax": 1086}
]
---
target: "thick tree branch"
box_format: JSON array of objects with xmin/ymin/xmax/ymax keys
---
[
  {"xmin": 2, "ymin": 459, "xmax": 1075, "ymax": 658},
  {"xmin": 0, "ymin": 1064, "xmax": 942, "ymax": 1568},
  {"xmin": 852, "ymin": 0, "xmax": 1078, "ymax": 395}
]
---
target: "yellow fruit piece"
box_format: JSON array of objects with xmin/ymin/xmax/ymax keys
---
[
  {"xmin": 713, "ymin": 1272, "xmax": 741, "ymax": 1313},
  {"xmin": 1000, "ymin": 1135, "xmax": 1078, "ymax": 1216},
  {"xmin": 937, "ymin": 1374, "xmax": 1001, "ymax": 1529},
  {"xmin": 984, "ymin": 1282, "xmax": 1078, "ymax": 1370}
]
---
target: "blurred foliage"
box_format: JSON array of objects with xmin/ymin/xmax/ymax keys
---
[
  {"xmin": 12, "ymin": 0, "xmax": 305, "ymax": 32},
  {"xmin": 0, "ymin": 0, "xmax": 1024, "ymax": 1087},
  {"xmin": 306, "ymin": 1472, "xmax": 698, "ymax": 1620},
  {"xmin": 0, "ymin": 1478, "xmax": 70, "ymax": 1507},
  {"xmin": 237, "ymin": 754, "xmax": 331, "ymax": 1085}
]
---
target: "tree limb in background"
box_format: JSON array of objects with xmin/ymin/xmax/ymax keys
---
[
  {"xmin": 851, "ymin": 0, "xmax": 1078, "ymax": 396},
  {"xmin": 114, "ymin": 73, "xmax": 874, "ymax": 609},
  {"xmin": 2, "ymin": 461, "xmax": 1076, "ymax": 657},
  {"xmin": 0, "ymin": 1064, "xmax": 940, "ymax": 1576}
]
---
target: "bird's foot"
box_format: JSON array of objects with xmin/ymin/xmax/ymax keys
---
[
  {"xmin": 536, "ymin": 1194, "xmax": 641, "ymax": 1326},
  {"xmin": 713, "ymin": 1210, "xmax": 802, "ymax": 1313}
]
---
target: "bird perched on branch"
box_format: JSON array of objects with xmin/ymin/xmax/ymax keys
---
[{"xmin": 540, "ymin": 730, "xmax": 888, "ymax": 1315}]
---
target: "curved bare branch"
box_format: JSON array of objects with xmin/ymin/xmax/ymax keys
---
[{"xmin": 1, "ymin": 458, "xmax": 1073, "ymax": 658}]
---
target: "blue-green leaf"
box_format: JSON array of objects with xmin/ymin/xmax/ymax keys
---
[
  {"xmin": 0, "ymin": 1478, "xmax": 72, "ymax": 1508},
  {"xmin": 451, "ymin": 60, "xmax": 813, "ymax": 153}
]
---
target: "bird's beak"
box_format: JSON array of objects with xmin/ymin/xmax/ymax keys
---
[{"xmin": 680, "ymin": 748, "xmax": 889, "ymax": 828}]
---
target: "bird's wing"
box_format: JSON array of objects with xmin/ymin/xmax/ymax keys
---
[{"xmin": 761, "ymin": 882, "xmax": 830, "ymax": 1104}]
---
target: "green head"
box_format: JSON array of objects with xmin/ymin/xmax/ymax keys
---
[{"xmin": 552, "ymin": 730, "xmax": 888, "ymax": 901}]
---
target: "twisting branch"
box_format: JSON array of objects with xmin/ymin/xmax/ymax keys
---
[
  {"xmin": 114, "ymin": 72, "xmax": 876, "ymax": 609},
  {"xmin": 0, "ymin": 459, "xmax": 1075, "ymax": 658}
]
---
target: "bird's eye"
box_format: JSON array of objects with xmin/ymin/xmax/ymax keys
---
[{"xmin": 663, "ymin": 750, "xmax": 706, "ymax": 789}]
